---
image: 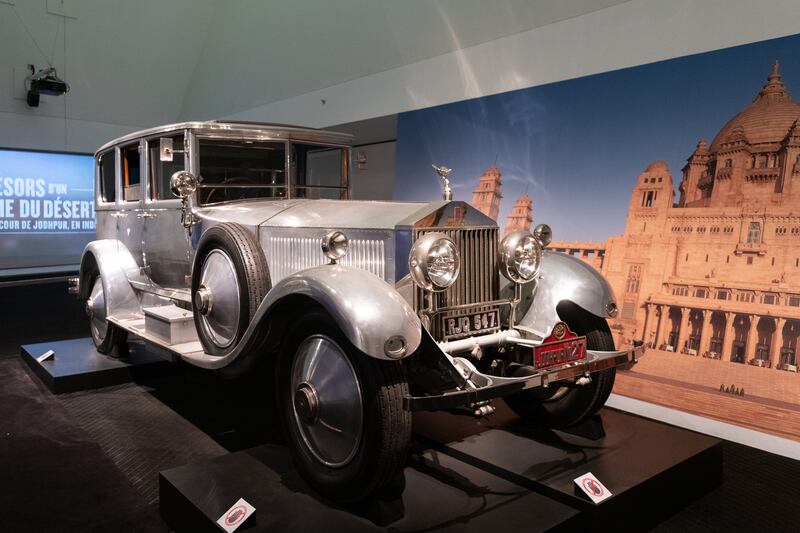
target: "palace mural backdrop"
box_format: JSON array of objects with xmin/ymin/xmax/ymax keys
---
[{"xmin": 394, "ymin": 33, "xmax": 800, "ymax": 442}]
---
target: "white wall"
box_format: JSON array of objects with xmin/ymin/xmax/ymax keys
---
[
  {"xmin": 178, "ymin": 0, "xmax": 628, "ymax": 121},
  {"xmin": 350, "ymin": 141, "xmax": 396, "ymax": 200},
  {"xmin": 0, "ymin": 0, "xmax": 216, "ymax": 153},
  {"xmin": 224, "ymin": 0, "xmax": 800, "ymax": 129}
]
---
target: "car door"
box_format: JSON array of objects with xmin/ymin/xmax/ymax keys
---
[{"xmin": 141, "ymin": 133, "xmax": 191, "ymax": 288}]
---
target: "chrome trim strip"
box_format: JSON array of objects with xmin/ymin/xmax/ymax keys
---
[{"xmin": 96, "ymin": 121, "xmax": 352, "ymax": 157}]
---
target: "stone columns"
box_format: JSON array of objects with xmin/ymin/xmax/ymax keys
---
[
  {"xmin": 643, "ymin": 303, "xmax": 655, "ymax": 345},
  {"xmin": 676, "ymin": 307, "xmax": 691, "ymax": 353},
  {"xmin": 699, "ymin": 309, "xmax": 714, "ymax": 356},
  {"xmin": 770, "ymin": 318, "xmax": 786, "ymax": 368},
  {"xmin": 746, "ymin": 315, "xmax": 760, "ymax": 363},
  {"xmin": 654, "ymin": 305, "xmax": 668, "ymax": 348},
  {"xmin": 723, "ymin": 312, "xmax": 736, "ymax": 361}
]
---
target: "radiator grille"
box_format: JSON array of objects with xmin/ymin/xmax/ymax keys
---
[
  {"xmin": 268, "ymin": 236, "xmax": 385, "ymax": 283},
  {"xmin": 413, "ymin": 227, "xmax": 500, "ymax": 312}
]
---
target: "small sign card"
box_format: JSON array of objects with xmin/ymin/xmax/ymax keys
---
[
  {"xmin": 36, "ymin": 350, "xmax": 55, "ymax": 363},
  {"xmin": 574, "ymin": 472, "xmax": 612, "ymax": 504},
  {"xmin": 216, "ymin": 497, "xmax": 256, "ymax": 532}
]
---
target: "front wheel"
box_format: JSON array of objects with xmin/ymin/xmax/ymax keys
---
[
  {"xmin": 504, "ymin": 317, "xmax": 616, "ymax": 429},
  {"xmin": 278, "ymin": 309, "xmax": 410, "ymax": 504}
]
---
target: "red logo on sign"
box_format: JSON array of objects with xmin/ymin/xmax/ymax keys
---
[
  {"xmin": 225, "ymin": 505, "xmax": 247, "ymax": 526},
  {"xmin": 582, "ymin": 478, "xmax": 604, "ymax": 497}
]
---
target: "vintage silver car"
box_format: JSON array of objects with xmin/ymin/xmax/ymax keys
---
[{"xmin": 72, "ymin": 121, "xmax": 643, "ymax": 505}]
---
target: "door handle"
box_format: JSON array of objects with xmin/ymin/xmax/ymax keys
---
[
  {"xmin": 110, "ymin": 212, "xmax": 128, "ymax": 218},
  {"xmin": 136, "ymin": 212, "xmax": 156, "ymax": 219}
]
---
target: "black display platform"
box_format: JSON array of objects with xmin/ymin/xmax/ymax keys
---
[
  {"xmin": 160, "ymin": 443, "xmax": 582, "ymax": 533},
  {"xmin": 160, "ymin": 405, "xmax": 722, "ymax": 532},
  {"xmin": 20, "ymin": 337, "xmax": 172, "ymax": 394},
  {"xmin": 414, "ymin": 404, "xmax": 723, "ymax": 531}
]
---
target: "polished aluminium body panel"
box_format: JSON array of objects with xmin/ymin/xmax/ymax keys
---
[
  {"xmin": 180, "ymin": 264, "xmax": 422, "ymax": 368},
  {"xmin": 79, "ymin": 240, "xmax": 146, "ymax": 319},
  {"xmin": 512, "ymin": 250, "xmax": 617, "ymax": 338}
]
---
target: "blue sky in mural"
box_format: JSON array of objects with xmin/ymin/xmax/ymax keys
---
[{"xmin": 394, "ymin": 33, "xmax": 800, "ymax": 242}]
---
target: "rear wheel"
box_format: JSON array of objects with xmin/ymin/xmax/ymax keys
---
[
  {"xmin": 278, "ymin": 309, "xmax": 410, "ymax": 504},
  {"xmin": 505, "ymin": 316, "xmax": 616, "ymax": 429},
  {"xmin": 85, "ymin": 271, "xmax": 128, "ymax": 355}
]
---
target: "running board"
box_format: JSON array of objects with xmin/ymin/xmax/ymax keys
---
[{"xmin": 108, "ymin": 314, "xmax": 205, "ymax": 360}]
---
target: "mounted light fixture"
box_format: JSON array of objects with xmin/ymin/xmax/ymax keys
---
[
  {"xmin": 25, "ymin": 65, "xmax": 69, "ymax": 107},
  {"xmin": 408, "ymin": 232, "xmax": 460, "ymax": 292},
  {"xmin": 499, "ymin": 231, "xmax": 542, "ymax": 284},
  {"xmin": 322, "ymin": 231, "xmax": 349, "ymax": 263}
]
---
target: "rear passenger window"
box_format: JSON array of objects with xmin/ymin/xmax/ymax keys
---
[
  {"xmin": 98, "ymin": 150, "xmax": 116, "ymax": 203},
  {"xmin": 123, "ymin": 143, "xmax": 141, "ymax": 202},
  {"xmin": 148, "ymin": 135, "xmax": 184, "ymax": 200}
]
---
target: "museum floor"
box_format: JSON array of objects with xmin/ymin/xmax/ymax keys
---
[{"xmin": 1, "ymin": 282, "xmax": 799, "ymax": 532}]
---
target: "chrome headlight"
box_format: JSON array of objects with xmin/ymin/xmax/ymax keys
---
[
  {"xmin": 321, "ymin": 230, "xmax": 349, "ymax": 263},
  {"xmin": 499, "ymin": 230, "xmax": 542, "ymax": 283},
  {"xmin": 408, "ymin": 232, "xmax": 460, "ymax": 292}
]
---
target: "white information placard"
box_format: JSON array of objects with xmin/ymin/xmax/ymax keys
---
[
  {"xmin": 36, "ymin": 350, "xmax": 54, "ymax": 363},
  {"xmin": 216, "ymin": 497, "xmax": 255, "ymax": 532},
  {"xmin": 574, "ymin": 472, "xmax": 612, "ymax": 504}
]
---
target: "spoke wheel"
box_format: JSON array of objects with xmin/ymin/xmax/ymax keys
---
[{"xmin": 279, "ymin": 309, "xmax": 410, "ymax": 505}]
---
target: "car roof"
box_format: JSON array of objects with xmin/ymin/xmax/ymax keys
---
[{"xmin": 94, "ymin": 120, "xmax": 353, "ymax": 156}]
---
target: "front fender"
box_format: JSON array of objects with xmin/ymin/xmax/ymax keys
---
[
  {"xmin": 511, "ymin": 251, "xmax": 616, "ymax": 338},
  {"xmin": 259, "ymin": 264, "xmax": 422, "ymax": 360},
  {"xmin": 79, "ymin": 240, "xmax": 144, "ymax": 317}
]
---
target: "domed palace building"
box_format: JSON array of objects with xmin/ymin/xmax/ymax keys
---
[{"xmin": 553, "ymin": 61, "xmax": 800, "ymax": 371}]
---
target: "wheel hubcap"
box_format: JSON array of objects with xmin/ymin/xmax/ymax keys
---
[
  {"xmin": 196, "ymin": 250, "xmax": 240, "ymax": 348},
  {"xmin": 294, "ymin": 383, "xmax": 320, "ymax": 424},
  {"xmin": 88, "ymin": 277, "xmax": 108, "ymax": 343},
  {"xmin": 291, "ymin": 334, "xmax": 363, "ymax": 468}
]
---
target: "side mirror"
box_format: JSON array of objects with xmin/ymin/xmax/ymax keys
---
[
  {"xmin": 533, "ymin": 224, "xmax": 552, "ymax": 248},
  {"xmin": 170, "ymin": 170, "xmax": 198, "ymax": 198}
]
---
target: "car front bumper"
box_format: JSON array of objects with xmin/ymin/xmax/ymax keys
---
[{"xmin": 403, "ymin": 341, "xmax": 645, "ymax": 411}]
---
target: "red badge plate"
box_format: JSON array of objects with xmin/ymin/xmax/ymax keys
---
[{"xmin": 534, "ymin": 322, "xmax": 587, "ymax": 369}]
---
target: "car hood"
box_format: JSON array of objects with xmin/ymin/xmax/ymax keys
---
[{"xmin": 197, "ymin": 199, "xmax": 497, "ymax": 231}]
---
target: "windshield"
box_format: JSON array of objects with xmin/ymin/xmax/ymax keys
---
[
  {"xmin": 197, "ymin": 139, "xmax": 286, "ymax": 205},
  {"xmin": 197, "ymin": 139, "xmax": 348, "ymax": 205}
]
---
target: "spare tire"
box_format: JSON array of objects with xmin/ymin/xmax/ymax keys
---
[{"xmin": 192, "ymin": 223, "xmax": 270, "ymax": 356}]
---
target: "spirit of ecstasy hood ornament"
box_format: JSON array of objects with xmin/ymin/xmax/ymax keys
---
[{"xmin": 431, "ymin": 164, "xmax": 453, "ymax": 201}]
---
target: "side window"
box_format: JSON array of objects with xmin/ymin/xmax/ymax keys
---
[
  {"xmin": 747, "ymin": 222, "xmax": 761, "ymax": 244},
  {"xmin": 148, "ymin": 135, "xmax": 184, "ymax": 200},
  {"xmin": 291, "ymin": 144, "xmax": 348, "ymax": 199},
  {"xmin": 98, "ymin": 150, "xmax": 116, "ymax": 202},
  {"xmin": 122, "ymin": 143, "xmax": 141, "ymax": 202}
]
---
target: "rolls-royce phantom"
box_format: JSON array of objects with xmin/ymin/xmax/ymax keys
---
[{"xmin": 72, "ymin": 121, "xmax": 644, "ymax": 505}]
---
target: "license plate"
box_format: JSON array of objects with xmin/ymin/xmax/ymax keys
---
[
  {"xmin": 534, "ymin": 321, "xmax": 587, "ymax": 369},
  {"xmin": 441, "ymin": 309, "xmax": 500, "ymax": 340},
  {"xmin": 534, "ymin": 336, "xmax": 587, "ymax": 369}
]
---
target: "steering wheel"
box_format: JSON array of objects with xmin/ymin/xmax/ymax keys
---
[{"xmin": 202, "ymin": 177, "xmax": 259, "ymax": 204}]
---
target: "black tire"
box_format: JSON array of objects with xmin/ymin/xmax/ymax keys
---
[
  {"xmin": 192, "ymin": 223, "xmax": 270, "ymax": 356},
  {"xmin": 505, "ymin": 316, "xmax": 616, "ymax": 429},
  {"xmin": 278, "ymin": 308, "xmax": 411, "ymax": 505},
  {"xmin": 84, "ymin": 264, "xmax": 128, "ymax": 356}
]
